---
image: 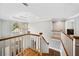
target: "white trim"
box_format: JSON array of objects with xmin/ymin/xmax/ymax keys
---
[
  {"xmin": 49, "ymin": 47, "xmax": 61, "ymax": 52},
  {"xmin": 2, "ymin": 48, "xmax": 4, "ymax": 56},
  {"xmin": 73, "ymin": 39, "xmax": 75, "ymax": 56},
  {"xmin": 49, "ymin": 47, "xmax": 63, "ymax": 56},
  {"xmin": 68, "ymin": 13, "xmax": 79, "ymax": 19}
]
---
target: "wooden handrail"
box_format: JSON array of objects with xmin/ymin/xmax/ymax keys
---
[
  {"xmin": 0, "ymin": 33, "xmax": 40, "ymax": 41},
  {"xmin": 62, "ymin": 32, "xmax": 73, "ymax": 41},
  {"xmin": 0, "ymin": 33, "xmax": 49, "ymax": 45},
  {"xmin": 73, "ymin": 36, "xmax": 79, "ymax": 39},
  {"xmin": 41, "ymin": 36, "xmax": 49, "ymax": 45}
]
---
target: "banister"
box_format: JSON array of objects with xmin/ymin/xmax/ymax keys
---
[
  {"xmin": 73, "ymin": 36, "xmax": 79, "ymax": 39},
  {"xmin": 60, "ymin": 39, "xmax": 69, "ymax": 56},
  {"xmin": 61, "ymin": 32, "xmax": 73, "ymax": 56},
  {"xmin": 62, "ymin": 32, "xmax": 73, "ymax": 41},
  {"xmin": 38, "ymin": 32, "xmax": 49, "ymax": 45},
  {"xmin": 0, "ymin": 33, "xmax": 49, "ymax": 56},
  {"xmin": 0, "ymin": 33, "xmax": 40, "ymax": 41},
  {"xmin": 0, "ymin": 33, "xmax": 49, "ymax": 46},
  {"xmin": 41, "ymin": 36, "xmax": 49, "ymax": 45}
]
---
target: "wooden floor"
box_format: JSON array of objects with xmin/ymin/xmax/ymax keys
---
[
  {"xmin": 17, "ymin": 48, "xmax": 41, "ymax": 56},
  {"xmin": 17, "ymin": 48, "xmax": 60, "ymax": 56}
]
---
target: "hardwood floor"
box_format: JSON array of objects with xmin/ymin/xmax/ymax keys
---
[
  {"xmin": 17, "ymin": 48, "xmax": 41, "ymax": 56},
  {"xmin": 17, "ymin": 48, "xmax": 60, "ymax": 56}
]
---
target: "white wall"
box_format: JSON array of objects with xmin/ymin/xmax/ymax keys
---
[
  {"xmin": 53, "ymin": 21, "xmax": 65, "ymax": 32},
  {"xmin": 67, "ymin": 16, "xmax": 79, "ymax": 36},
  {"xmin": 74, "ymin": 16, "xmax": 79, "ymax": 35},
  {"xmin": 65, "ymin": 19, "xmax": 74, "ymax": 34},
  {"xmin": 0, "ymin": 20, "xmax": 2, "ymax": 36},
  {"xmin": 29, "ymin": 21, "xmax": 52, "ymax": 41},
  {"xmin": 0, "ymin": 19, "xmax": 28, "ymax": 36},
  {"xmin": 65, "ymin": 20, "xmax": 74, "ymax": 29},
  {"xmin": 0, "ymin": 20, "xmax": 13, "ymax": 36}
]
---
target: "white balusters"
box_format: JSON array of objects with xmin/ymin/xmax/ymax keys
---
[
  {"xmin": 73, "ymin": 38, "xmax": 75, "ymax": 56},
  {"xmin": 0, "ymin": 33, "xmax": 48, "ymax": 56},
  {"xmin": 21, "ymin": 36, "xmax": 24, "ymax": 56},
  {"xmin": 38, "ymin": 36, "xmax": 40, "ymax": 52},
  {"xmin": 61, "ymin": 32, "xmax": 73, "ymax": 56},
  {"xmin": 13, "ymin": 38, "xmax": 16, "ymax": 56},
  {"xmin": 3, "ymin": 41, "xmax": 5, "ymax": 56},
  {"xmin": 17, "ymin": 37, "xmax": 20, "ymax": 55},
  {"xmin": 9, "ymin": 39, "xmax": 12, "ymax": 56},
  {"xmin": 0, "ymin": 41, "xmax": 4, "ymax": 56},
  {"xmin": 2, "ymin": 47, "xmax": 4, "ymax": 56}
]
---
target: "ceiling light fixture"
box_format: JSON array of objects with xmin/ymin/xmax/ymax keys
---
[{"xmin": 22, "ymin": 3, "xmax": 29, "ymax": 6}]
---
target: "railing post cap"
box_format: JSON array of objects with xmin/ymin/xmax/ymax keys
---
[{"xmin": 39, "ymin": 32, "xmax": 43, "ymax": 35}]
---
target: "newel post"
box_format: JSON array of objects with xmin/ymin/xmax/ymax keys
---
[{"xmin": 38, "ymin": 32, "xmax": 43, "ymax": 55}]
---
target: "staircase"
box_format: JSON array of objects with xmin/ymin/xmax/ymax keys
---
[
  {"xmin": 0, "ymin": 33, "xmax": 48, "ymax": 56},
  {"xmin": 0, "ymin": 33, "xmax": 61, "ymax": 56}
]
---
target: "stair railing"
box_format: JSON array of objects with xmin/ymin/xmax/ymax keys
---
[
  {"xmin": 0, "ymin": 33, "xmax": 48, "ymax": 56},
  {"xmin": 61, "ymin": 32, "xmax": 73, "ymax": 56},
  {"xmin": 52, "ymin": 31, "xmax": 74, "ymax": 56}
]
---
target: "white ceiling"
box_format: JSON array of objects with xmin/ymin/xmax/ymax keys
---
[{"xmin": 0, "ymin": 3, "xmax": 79, "ymax": 23}]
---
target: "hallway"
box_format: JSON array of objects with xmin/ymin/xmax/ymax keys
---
[{"xmin": 0, "ymin": 3, "xmax": 79, "ymax": 56}]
